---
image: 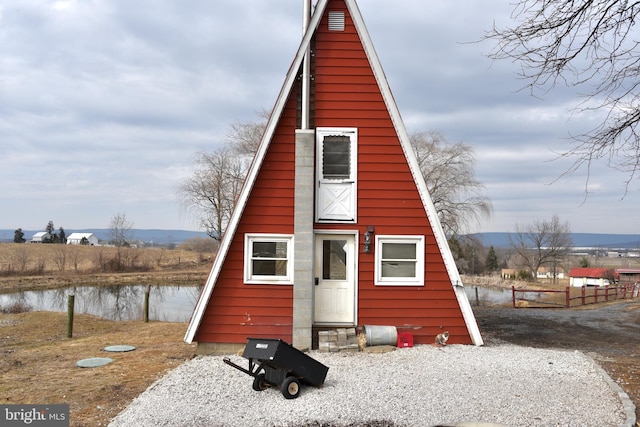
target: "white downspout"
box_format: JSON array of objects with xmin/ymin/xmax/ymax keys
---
[{"xmin": 301, "ymin": 0, "xmax": 312, "ymax": 130}]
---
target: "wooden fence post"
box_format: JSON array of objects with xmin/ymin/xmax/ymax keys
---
[
  {"xmin": 67, "ymin": 294, "xmax": 74, "ymax": 338},
  {"xmin": 143, "ymin": 285, "xmax": 150, "ymax": 323},
  {"xmin": 511, "ymin": 286, "xmax": 515, "ymax": 308},
  {"xmin": 565, "ymin": 287, "xmax": 570, "ymax": 308},
  {"xmin": 581, "ymin": 286, "xmax": 585, "ymax": 306}
]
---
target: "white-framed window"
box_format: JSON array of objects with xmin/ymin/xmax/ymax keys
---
[
  {"xmin": 244, "ymin": 234, "xmax": 294, "ymax": 285},
  {"xmin": 374, "ymin": 236, "xmax": 425, "ymax": 286}
]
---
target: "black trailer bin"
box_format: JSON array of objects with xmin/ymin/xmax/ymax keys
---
[{"xmin": 224, "ymin": 338, "xmax": 329, "ymax": 399}]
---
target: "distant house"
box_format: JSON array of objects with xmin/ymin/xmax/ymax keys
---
[
  {"xmin": 569, "ymin": 268, "xmax": 610, "ymax": 287},
  {"xmin": 501, "ymin": 269, "xmax": 517, "ymax": 279},
  {"xmin": 536, "ymin": 266, "xmax": 565, "ymax": 280},
  {"xmin": 66, "ymin": 232, "xmax": 99, "ymax": 246},
  {"xmin": 30, "ymin": 231, "xmax": 51, "ymax": 243}
]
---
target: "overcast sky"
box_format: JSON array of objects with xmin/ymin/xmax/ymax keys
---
[{"xmin": 1, "ymin": 0, "xmax": 638, "ymax": 235}]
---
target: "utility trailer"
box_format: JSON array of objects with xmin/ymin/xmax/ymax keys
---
[{"xmin": 224, "ymin": 338, "xmax": 329, "ymax": 399}]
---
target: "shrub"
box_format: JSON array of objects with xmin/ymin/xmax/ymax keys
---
[
  {"xmin": 1, "ymin": 301, "xmax": 32, "ymax": 314},
  {"xmin": 517, "ymin": 270, "xmax": 532, "ymax": 281}
]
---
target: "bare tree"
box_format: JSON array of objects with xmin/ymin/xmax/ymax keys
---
[
  {"xmin": 509, "ymin": 215, "xmax": 572, "ymax": 282},
  {"xmin": 68, "ymin": 245, "xmax": 81, "ymax": 272},
  {"xmin": 485, "ymin": 1, "xmax": 640, "ymax": 193},
  {"xmin": 179, "ymin": 147, "xmax": 249, "ymax": 240},
  {"xmin": 11, "ymin": 245, "xmax": 30, "ymax": 273},
  {"xmin": 108, "ymin": 212, "xmax": 134, "ymax": 271},
  {"xmin": 227, "ymin": 109, "xmax": 270, "ymax": 156},
  {"xmin": 410, "ymin": 130, "xmax": 492, "ymax": 236},
  {"xmin": 179, "ymin": 113, "xmax": 267, "ymax": 240},
  {"xmin": 52, "ymin": 244, "xmax": 68, "ymax": 272},
  {"xmin": 109, "ymin": 212, "xmax": 133, "ymax": 247}
]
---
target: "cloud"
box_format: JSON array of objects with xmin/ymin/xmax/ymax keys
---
[{"xmin": 0, "ymin": 0, "xmax": 637, "ymax": 234}]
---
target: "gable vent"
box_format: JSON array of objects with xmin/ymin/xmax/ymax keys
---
[{"xmin": 328, "ymin": 11, "xmax": 345, "ymax": 31}]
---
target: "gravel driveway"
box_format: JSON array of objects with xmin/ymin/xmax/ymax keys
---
[
  {"xmin": 109, "ymin": 342, "xmax": 634, "ymax": 427},
  {"xmin": 474, "ymin": 299, "xmax": 640, "ymax": 422}
]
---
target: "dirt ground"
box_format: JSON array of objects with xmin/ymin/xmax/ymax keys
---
[
  {"xmin": 0, "ymin": 311, "xmax": 196, "ymax": 427},
  {"xmin": 474, "ymin": 300, "xmax": 640, "ymax": 423}
]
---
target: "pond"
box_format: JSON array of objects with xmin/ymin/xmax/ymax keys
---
[
  {"xmin": 0, "ymin": 284, "xmax": 202, "ymax": 322},
  {"xmin": 0, "ymin": 284, "xmax": 519, "ymax": 322},
  {"xmin": 465, "ymin": 285, "xmax": 513, "ymax": 306}
]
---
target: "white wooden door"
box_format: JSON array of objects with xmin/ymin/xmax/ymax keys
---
[
  {"xmin": 314, "ymin": 234, "xmax": 356, "ymax": 324},
  {"xmin": 316, "ymin": 128, "xmax": 357, "ymax": 222},
  {"xmin": 317, "ymin": 183, "xmax": 354, "ymax": 221}
]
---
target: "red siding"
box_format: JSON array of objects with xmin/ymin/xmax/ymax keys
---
[
  {"xmin": 195, "ymin": 0, "xmax": 473, "ymax": 346},
  {"xmin": 194, "ymin": 80, "xmax": 298, "ymax": 345},
  {"xmin": 313, "ymin": 0, "xmax": 471, "ymax": 345}
]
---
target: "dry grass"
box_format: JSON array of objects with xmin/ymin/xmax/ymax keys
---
[
  {"xmin": 0, "ymin": 243, "xmax": 211, "ymax": 292},
  {"xmin": 0, "ymin": 244, "xmax": 210, "ymax": 425},
  {"xmin": 0, "ymin": 311, "xmax": 196, "ymax": 427},
  {"xmin": 0, "ymin": 243, "xmax": 211, "ymax": 275}
]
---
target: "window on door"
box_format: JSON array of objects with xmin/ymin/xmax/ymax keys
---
[
  {"xmin": 316, "ymin": 128, "xmax": 357, "ymax": 222},
  {"xmin": 244, "ymin": 234, "xmax": 294, "ymax": 285},
  {"xmin": 321, "ymin": 239, "xmax": 347, "ymax": 280},
  {"xmin": 374, "ymin": 236, "xmax": 425, "ymax": 286}
]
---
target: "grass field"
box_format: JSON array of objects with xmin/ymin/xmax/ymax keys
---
[{"xmin": 0, "ymin": 243, "xmax": 212, "ymax": 292}]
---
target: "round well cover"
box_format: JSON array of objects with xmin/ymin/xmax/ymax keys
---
[
  {"xmin": 104, "ymin": 345, "xmax": 136, "ymax": 352},
  {"xmin": 76, "ymin": 357, "xmax": 114, "ymax": 368}
]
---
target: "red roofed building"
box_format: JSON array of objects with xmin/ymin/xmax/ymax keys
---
[{"xmin": 569, "ymin": 268, "xmax": 611, "ymax": 287}]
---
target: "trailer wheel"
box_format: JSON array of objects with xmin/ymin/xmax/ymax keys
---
[
  {"xmin": 252, "ymin": 374, "xmax": 268, "ymax": 391},
  {"xmin": 281, "ymin": 376, "xmax": 301, "ymax": 399}
]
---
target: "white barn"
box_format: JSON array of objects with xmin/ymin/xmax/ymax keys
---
[
  {"xmin": 66, "ymin": 232, "xmax": 99, "ymax": 246},
  {"xmin": 30, "ymin": 231, "xmax": 51, "ymax": 243}
]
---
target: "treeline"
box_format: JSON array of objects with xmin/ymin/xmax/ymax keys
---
[
  {"xmin": 13, "ymin": 221, "xmax": 67, "ymax": 244},
  {"xmin": 449, "ymin": 235, "xmax": 502, "ymax": 276}
]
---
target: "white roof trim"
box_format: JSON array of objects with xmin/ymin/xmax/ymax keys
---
[
  {"xmin": 184, "ymin": 0, "xmax": 331, "ymax": 344},
  {"xmin": 345, "ymin": 1, "xmax": 482, "ymax": 345},
  {"xmin": 185, "ymin": 0, "xmax": 483, "ymax": 346}
]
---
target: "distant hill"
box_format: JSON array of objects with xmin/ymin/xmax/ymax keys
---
[
  {"xmin": 0, "ymin": 229, "xmax": 208, "ymax": 245},
  {"xmin": 471, "ymin": 232, "xmax": 640, "ymax": 249},
  {"xmin": 4, "ymin": 228, "xmax": 639, "ymax": 249}
]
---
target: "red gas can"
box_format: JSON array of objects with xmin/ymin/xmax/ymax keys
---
[{"xmin": 397, "ymin": 332, "xmax": 414, "ymax": 348}]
